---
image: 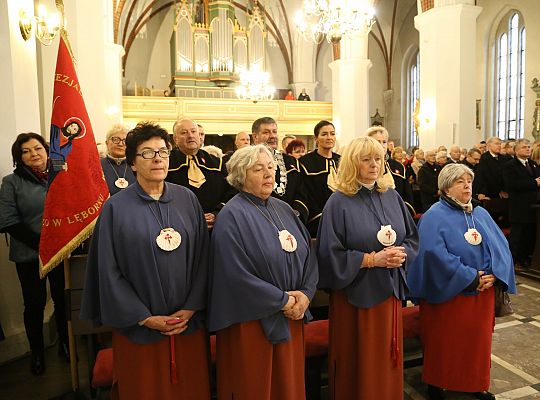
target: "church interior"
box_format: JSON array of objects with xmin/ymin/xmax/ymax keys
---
[{"xmin": 1, "ymin": 0, "xmax": 540, "ymax": 399}]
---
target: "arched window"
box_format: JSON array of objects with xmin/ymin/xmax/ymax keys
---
[
  {"xmin": 495, "ymin": 12, "xmax": 525, "ymax": 140},
  {"xmin": 407, "ymin": 51, "xmax": 420, "ymax": 147}
]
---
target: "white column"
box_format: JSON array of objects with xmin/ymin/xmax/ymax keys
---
[
  {"xmin": 291, "ymin": 33, "xmax": 317, "ymax": 100},
  {"xmin": 0, "ymin": 0, "xmax": 42, "ymax": 362},
  {"xmin": 40, "ymin": 0, "xmax": 123, "ymax": 142},
  {"xmin": 330, "ymin": 32, "xmax": 372, "ymax": 148},
  {"xmin": 414, "ymin": 3, "xmax": 482, "ymax": 150}
]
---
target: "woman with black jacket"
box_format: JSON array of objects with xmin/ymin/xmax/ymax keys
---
[{"xmin": 0, "ymin": 132, "xmax": 68, "ymax": 375}]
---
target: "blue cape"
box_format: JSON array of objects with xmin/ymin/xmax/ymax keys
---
[{"xmin": 407, "ymin": 198, "xmax": 516, "ymax": 304}]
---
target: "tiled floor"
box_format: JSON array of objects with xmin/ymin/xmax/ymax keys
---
[{"xmin": 0, "ymin": 276, "xmax": 539, "ymax": 400}]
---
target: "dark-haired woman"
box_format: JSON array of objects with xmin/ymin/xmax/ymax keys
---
[
  {"xmin": 0, "ymin": 132, "xmax": 68, "ymax": 375},
  {"xmin": 81, "ymin": 122, "xmax": 210, "ymax": 399},
  {"xmin": 300, "ymin": 120, "xmax": 340, "ymax": 237}
]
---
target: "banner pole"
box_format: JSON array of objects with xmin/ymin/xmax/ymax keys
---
[{"xmin": 64, "ymin": 256, "xmax": 80, "ymax": 391}]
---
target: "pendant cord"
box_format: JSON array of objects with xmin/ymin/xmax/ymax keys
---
[
  {"xmin": 362, "ymin": 190, "xmax": 389, "ymax": 226},
  {"xmin": 242, "ymin": 194, "xmax": 286, "ymax": 233},
  {"xmin": 463, "ymin": 211, "xmax": 477, "ymax": 231},
  {"xmin": 107, "ymin": 158, "xmax": 128, "ymax": 180},
  {"xmin": 148, "ymin": 201, "xmax": 170, "ymax": 230}
]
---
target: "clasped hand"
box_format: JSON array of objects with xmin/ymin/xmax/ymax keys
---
[
  {"xmin": 282, "ymin": 291, "xmax": 310, "ymax": 320},
  {"xmin": 374, "ymin": 246, "xmax": 407, "ymax": 268},
  {"xmin": 477, "ymin": 271, "xmax": 496, "ymax": 292},
  {"xmin": 141, "ymin": 309, "xmax": 195, "ymax": 335}
]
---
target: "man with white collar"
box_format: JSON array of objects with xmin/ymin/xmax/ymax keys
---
[
  {"xmin": 447, "ymin": 145, "xmax": 461, "ymax": 164},
  {"xmin": 251, "ymin": 117, "xmax": 308, "ymax": 222},
  {"xmin": 166, "ymin": 119, "xmax": 233, "ymax": 228},
  {"xmin": 503, "ymin": 138, "xmax": 540, "ymax": 269}
]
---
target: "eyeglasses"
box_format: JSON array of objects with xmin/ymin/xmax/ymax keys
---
[
  {"xmin": 136, "ymin": 148, "xmax": 171, "ymax": 159},
  {"xmin": 110, "ymin": 137, "xmax": 126, "ymax": 145}
]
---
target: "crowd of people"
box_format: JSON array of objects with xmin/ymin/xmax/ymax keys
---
[{"xmin": 0, "ymin": 116, "xmax": 532, "ymax": 400}]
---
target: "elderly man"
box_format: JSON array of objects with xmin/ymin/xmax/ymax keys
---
[
  {"xmin": 166, "ymin": 119, "xmax": 233, "ymax": 228},
  {"xmin": 503, "ymin": 139, "xmax": 540, "ymax": 269},
  {"xmin": 251, "ymin": 117, "xmax": 309, "ymax": 222},
  {"xmin": 448, "ymin": 145, "xmax": 461, "ymax": 164},
  {"xmin": 235, "ymin": 131, "xmax": 250, "ymax": 149},
  {"xmin": 100, "ymin": 124, "xmax": 136, "ymax": 195},
  {"xmin": 223, "ymin": 131, "xmax": 251, "ymax": 164}
]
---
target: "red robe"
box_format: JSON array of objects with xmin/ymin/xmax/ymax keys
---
[
  {"xmin": 216, "ymin": 319, "xmax": 306, "ymax": 400},
  {"xmin": 111, "ymin": 330, "xmax": 210, "ymax": 400},
  {"xmin": 329, "ymin": 290, "xmax": 403, "ymax": 400},
  {"xmin": 420, "ymin": 287, "xmax": 495, "ymax": 392}
]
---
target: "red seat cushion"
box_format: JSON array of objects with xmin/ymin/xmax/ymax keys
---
[
  {"xmin": 304, "ymin": 319, "xmax": 329, "ymax": 357},
  {"xmin": 92, "ymin": 348, "xmax": 113, "ymax": 389},
  {"xmin": 402, "ymin": 305, "xmax": 421, "ymax": 339}
]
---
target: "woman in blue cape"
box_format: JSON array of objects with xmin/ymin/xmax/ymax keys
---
[
  {"xmin": 208, "ymin": 144, "xmax": 318, "ymax": 399},
  {"xmin": 317, "ymin": 137, "xmax": 419, "ymax": 400},
  {"xmin": 407, "ymin": 163, "xmax": 516, "ymax": 400},
  {"xmin": 81, "ymin": 122, "xmax": 210, "ymax": 400}
]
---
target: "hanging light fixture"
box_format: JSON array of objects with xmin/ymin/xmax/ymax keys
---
[
  {"xmin": 235, "ymin": 66, "xmax": 275, "ymax": 103},
  {"xmin": 295, "ymin": 0, "xmax": 375, "ymax": 58}
]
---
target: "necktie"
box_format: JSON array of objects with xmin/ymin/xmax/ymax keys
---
[
  {"xmin": 327, "ymin": 160, "xmax": 338, "ymax": 192},
  {"xmin": 525, "ymin": 160, "xmax": 534, "ymax": 176},
  {"xmin": 187, "ymin": 155, "xmax": 206, "ymax": 188}
]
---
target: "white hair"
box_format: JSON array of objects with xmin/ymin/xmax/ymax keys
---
[
  {"xmin": 226, "ymin": 145, "xmax": 273, "ymax": 190},
  {"xmin": 201, "ymin": 145, "xmax": 223, "ymax": 158},
  {"xmin": 438, "ymin": 163, "xmax": 474, "ymax": 193}
]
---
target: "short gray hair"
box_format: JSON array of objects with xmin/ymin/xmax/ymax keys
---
[
  {"xmin": 106, "ymin": 124, "xmax": 129, "ymax": 141},
  {"xmin": 514, "ymin": 138, "xmax": 530, "ymax": 149},
  {"xmin": 226, "ymin": 145, "xmax": 273, "ymax": 190},
  {"xmin": 438, "ymin": 163, "xmax": 474, "ymax": 193}
]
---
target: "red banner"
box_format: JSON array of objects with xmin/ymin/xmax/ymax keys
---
[{"xmin": 39, "ymin": 35, "xmax": 109, "ymax": 277}]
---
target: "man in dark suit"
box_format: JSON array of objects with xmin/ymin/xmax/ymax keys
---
[
  {"xmin": 475, "ymin": 137, "xmax": 511, "ymax": 200},
  {"xmin": 503, "ymin": 139, "xmax": 540, "ymax": 268},
  {"xmin": 475, "ymin": 136, "xmax": 512, "ymax": 226},
  {"xmin": 166, "ymin": 118, "xmax": 234, "ymax": 229},
  {"xmin": 251, "ymin": 117, "xmax": 309, "ymax": 222}
]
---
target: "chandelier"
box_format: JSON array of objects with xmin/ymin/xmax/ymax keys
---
[
  {"xmin": 235, "ymin": 66, "xmax": 275, "ymax": 103},
  {"xmin": 295, "ymin": 0, "xmax": 375, "ymax": 44}
]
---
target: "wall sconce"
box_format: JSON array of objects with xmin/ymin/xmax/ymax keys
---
[{"xmin": 19, "ymin": 5, "xmax": 61, "ymax": 46}]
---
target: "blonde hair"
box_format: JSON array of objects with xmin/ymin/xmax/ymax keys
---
[{"xmin": 337, "ymin": 136, "xmax": 390, "ymax": 196}]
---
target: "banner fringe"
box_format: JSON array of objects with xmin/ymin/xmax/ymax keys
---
[{"xmin": 39, "ymin": 219, "xmax": 96, "ymax": 278}]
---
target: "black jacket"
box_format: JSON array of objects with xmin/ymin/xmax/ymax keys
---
[
  {"xmin": 502, "ymin": 158, "xmax": 539, "ymax": 223},
  {"xmin": 417, "ymin": 162, "xmax": 440, "ymax": 212},
  {"xmin": 475, "ymin": 152, "xmax": 511, "ymax": 198}
]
